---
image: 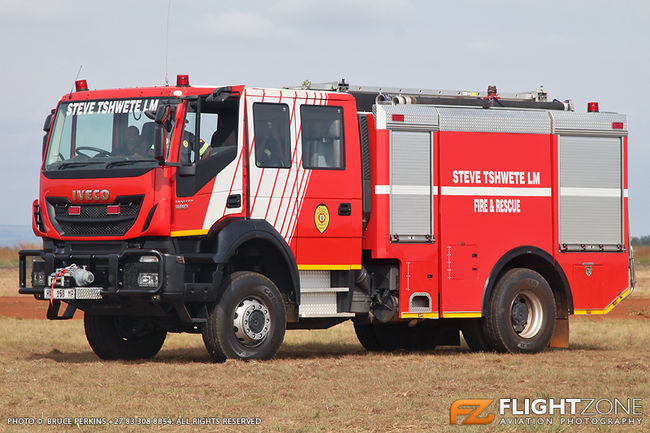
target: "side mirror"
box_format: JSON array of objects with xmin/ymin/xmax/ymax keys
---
[
  {"xmin": 207, "ymin": 86, "xmax": 234, "ymax": 103},
  {"xmin": 42, "ymin": 109, "xmax": 54, "ymax": 159},
  {"xmin": 155, "ymin": 104, "xmax": 172, "ymax": 124},
  {"xmin": 150, "ymin": 104, "xmax": 175, "ymax": 132},
  {"xmin": 153, "ymin": 124, "xmax": 165, "ymax": 161},
  {"xmin": 43, "ymin": 110, "xmax": 54, "ymax": 132}
]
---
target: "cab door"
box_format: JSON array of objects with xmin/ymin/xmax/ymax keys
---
[
  {"xmin": 171, "ymin": 95, "xmax": 243, "ymax": 236},
  {"xmin": 245, "ymin": 90, "xmax": 299, "ymax": 252},
  {"xmin": 291, "ymin": 98, "xmax": 363, "ymax": 270}
]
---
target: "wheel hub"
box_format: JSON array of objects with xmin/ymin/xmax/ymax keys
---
[
  {"xmin": 510, "ymin": 290, "xmax": 544, "ymax": 338},
  {"xmin": 233, "ymin": 298, "xmax": 271, "ymax": 344},
  {"xmin": 511, "ymin": 301, "xmax": 529, "ymax": 331}
]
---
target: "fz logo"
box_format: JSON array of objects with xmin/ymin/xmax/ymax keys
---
[{"xmin": 450, "ymin": 399, "xmax": 494, "ymax": 425}]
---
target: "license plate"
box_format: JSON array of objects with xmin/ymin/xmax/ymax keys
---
[{"xmin": 44, "ymin": 288, "xmax": 75, "ymax": 300}]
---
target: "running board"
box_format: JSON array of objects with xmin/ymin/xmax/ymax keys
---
[{"xmin": 298, "ymin": 270, "xmax": 354, "ymax": 318}]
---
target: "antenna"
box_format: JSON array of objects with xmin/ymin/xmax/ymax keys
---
[
  {"xmin": 164, "ymin": 0, "xmax": 172, "ymax": 86},
  {"xmin": 69, "ymin": 65, "xmax": 83, "ymax": 97}
]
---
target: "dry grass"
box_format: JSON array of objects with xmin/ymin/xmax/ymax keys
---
[
  {"xmin": 0, "ymin": 318, "xmax": 648, "ymax": 433},
  {"xmin": 631, "ymin": 264, "xmax": 650, "ymax": 298},
  {"xmin": 0, "ymin": 267, "xmax": 18, "ymax": 297},
  {"xmin": 634, "ymin": 245, "xmax": 650, "ymax": 265},
  {"xmin": 0, "ymin": 244, "xmax": 39, "ymax": 268}
]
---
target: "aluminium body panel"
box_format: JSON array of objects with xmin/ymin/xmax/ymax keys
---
[
  {"xmin": 558, "ymin": 135, "xmax": 624, "ymax": 247},
  {"xmin": 389, "ymin": 131, "xmax": 433, "ymax": 241}
]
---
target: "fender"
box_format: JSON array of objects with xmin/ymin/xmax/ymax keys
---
[
  {"xmin": 209, "ymin": 218, "xmax": 300, "ymax": 305},
  {"xmin": 481, "ymin": 246, "xmax": 573, "ymax": 316}
]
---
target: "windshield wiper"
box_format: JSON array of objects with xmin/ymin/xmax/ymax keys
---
[
  {"xmin": 57, "ymin": 161, "xmax": 105, "ymax": 170},
  {"xmin": 105, "ymin": 159, "xmax": 158, "ymax": 168}
]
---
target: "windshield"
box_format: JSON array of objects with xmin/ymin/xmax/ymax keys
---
[{"xmin": 44, "ymin": 98, "xmax": 175, "ymax": 171}]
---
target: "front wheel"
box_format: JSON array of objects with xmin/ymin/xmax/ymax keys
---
[
  {"xmin": 202, "ymin": 272, "xmax": 286, "ymax": 362},
  {"xmin": 485, "ymin": 268, "xmax": 556, "ymax": 353},
  {"xmin": 84, "ymin": 314, "xmax": 167, "ymax": 360}
]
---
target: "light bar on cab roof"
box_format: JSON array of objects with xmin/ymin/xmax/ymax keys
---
[
  {"xmin": 75, "ymin": 80, "xmax": 88, "ymax": 92},
  {"xmin": 177, "ymin": 74, "xmax": 190, "ymax": 87}
]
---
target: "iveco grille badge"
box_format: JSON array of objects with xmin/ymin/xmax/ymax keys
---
[{"xmin": 72, "ymin": 189, "xmax": 110, "ymax": 201}]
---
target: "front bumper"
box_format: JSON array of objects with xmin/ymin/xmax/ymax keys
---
[{"xmin": 19, "ymin": 248, "xmax": 186, "ymax": 299}]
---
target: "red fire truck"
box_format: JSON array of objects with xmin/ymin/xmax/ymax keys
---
[{"xmin": 19, "ymin": 76, "xmax": 635, "ymax": 361}]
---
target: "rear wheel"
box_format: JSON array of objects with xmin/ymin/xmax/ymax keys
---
[
  {"xmin": 485, "ymin": 268, "xmax": 556, "ymax": 353},
  {"xmin": 84, "ymin": 314, "xmax": 167, "ymax": 360},
  {"xmin": 202, "ymin": 271, "xmax": 286, "ymax": 362},
  {"xmin": 462, "ymin": 319, "xmax": 493, "ymax": 352},
  {"xmin": 353, "ymin": 318, "xmax": 383, "ymax": 351},
  {"xmin": 353, "ymin": 320, "xmax": 438, "ymax": 351}
]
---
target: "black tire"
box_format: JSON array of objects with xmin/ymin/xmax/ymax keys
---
[
  {"xmin": 398, "ymin": 320, "xmax": 438, "ymax": 351},
  {"xmin": 202, "ymin": 271, "xmax": 286, "ymax": 362},
  {"xmin": 462, "ymin": 319, "xmax": 493, "ymax": 352},
  {"xmin": 354, "ymin": 320, "xmax": 438, "ymax": 352},
  {"xmin": 353, "ymin": 318, "xmax": 384, "ymax": 351},
  {"xmin": 485, "ymin": 268, "xmax": 556, "ymax": 353},
  {"xmin": 84, "ymin": 314, "xmax": 167, "ymax": 360}
]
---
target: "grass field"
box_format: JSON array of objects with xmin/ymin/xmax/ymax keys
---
[
  {"xmin": 0, "ymin": 318, "xmax": 648, "ymax": 432},
  {"xmin": 634, "ymin": 245, "xmax": 650, "ymax": 265},
  {"xmin": 0, "ymin": 247, "xmax": 648, "ymax": 432},
  {"xmin": 0, "ymin": 244, "xmax": 39, "ymax": 268}
]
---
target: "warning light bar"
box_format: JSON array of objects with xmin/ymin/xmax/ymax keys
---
[
  {"xmin": 68, "ymin": 206, "xmax": 81, "ymax": 216},
  {"xmin": 392, "ymin": 114, "xmax": 405, "ymax": 122},
  {"xmin": 177, "ymin": 74, "xmax": 190, "ymax": 87},
  {"xmin": 587, "ymin": 102, "xmax": 599, "ymax": 112},
  {"xmin": 75, "ymin": 80, "xmax": 88, "ymax": 92},
  {"xmin": 106, "ymin": 205, "xmax": 120, "ymax": 215}
]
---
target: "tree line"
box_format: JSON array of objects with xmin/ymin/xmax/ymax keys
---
[{"xmin": 631, "ymin": 235, "xmax": 650, "ymax": 246}]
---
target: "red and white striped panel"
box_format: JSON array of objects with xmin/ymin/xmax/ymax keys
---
[{"xmin": 246, "ymin": 88, "xmax": 330, "ymax": 245}]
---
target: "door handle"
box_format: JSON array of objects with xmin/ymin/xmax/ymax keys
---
[
  {"xmin": 227, "ymin": 194, "xmax": 241, "ymax": 209},
  {"xmin": 338, "ymin": 202, "xmax": 351, "ymax": 216}
]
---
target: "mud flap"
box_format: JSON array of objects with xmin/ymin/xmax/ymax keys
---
[
  {"xmin": 549, "ymin": 317, "xmax": 569, "ymax": 348},
  {"xmin": 46, "ymin": 300, "xmax": 77, "ymax": 320}
]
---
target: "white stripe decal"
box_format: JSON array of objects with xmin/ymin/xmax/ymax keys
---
[
  {"xmin": 560, "ymin": 187, "xmax": 621, "ymax": 198},
  {"xmin": 377, "ymin": 186, "xmax": 628, "ymax": 198},
  {"xmin": 440, "ymin": 186, "xmax": 551, "ymax": 197},
  {"xmin": 375, "ymin": 185, "xmax": 390, "ymax": 195},
  {"xmin": 391, "ymin": 185, "xmax": 431, "ymax": 195},
  {"xmin": 375, "ymin": 185, "xmax": 439, "ymax": 195}
]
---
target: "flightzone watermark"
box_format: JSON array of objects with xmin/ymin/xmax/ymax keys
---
[{"xmin": 450, "ymin": 398, "xmax": 643, "ymax": 426}]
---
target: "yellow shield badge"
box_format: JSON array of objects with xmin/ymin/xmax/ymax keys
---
[{"xmin": 314, "ymin": 204, "xmax": 330, "ymax": 234}]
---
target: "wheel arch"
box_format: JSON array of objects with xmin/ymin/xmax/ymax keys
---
[
  {"xmin": 481, "ymin": 246, "xmax": 573, "ymax": 319},
  {"xmin": 207, "ymin": 219, "xmax": 300, "ymax": 307}
]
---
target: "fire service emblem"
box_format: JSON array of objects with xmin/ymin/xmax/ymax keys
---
[{"xmin": 314, "ymin": 204, "xmax": 330, "ymax": 234}]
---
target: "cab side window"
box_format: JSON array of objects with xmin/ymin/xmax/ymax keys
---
[
  {"xmin": 176, "ymin": 97, "xmax": 239, "ymax": 198},
  {"xmin": 253, "ymin": 103, "xmax": 291, "ymax": 168},
  {"xmin": 181, "ymin": 102, "xmax": 238, "ymax": 165},
  {"xmin": 301, "ymin": 106, "xmax": 344, "ymax": 170}
]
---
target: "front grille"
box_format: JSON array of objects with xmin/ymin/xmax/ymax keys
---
[{"xmin": 46, "ymin": 195, "xmax": 143, "ymax": 237}]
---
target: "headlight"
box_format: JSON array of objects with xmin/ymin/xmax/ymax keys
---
[
  {"xmin": 32, "ymin": 271, "xmax": 47, "ymax": 286},
  {"xmin": 137, "ymin": 273, "xmax": 159, "ymax": 288}
]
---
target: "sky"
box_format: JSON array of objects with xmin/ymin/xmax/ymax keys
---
[{"xmin": 0, "ymin": 0, "xmax": 649, "ymax": 235}]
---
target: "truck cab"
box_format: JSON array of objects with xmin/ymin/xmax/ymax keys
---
[{"xmin": 20, "ymin": 76, "xmax": 364, "ymax": 361}]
